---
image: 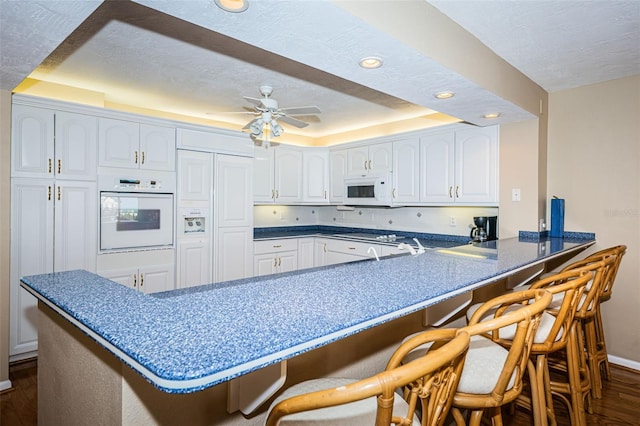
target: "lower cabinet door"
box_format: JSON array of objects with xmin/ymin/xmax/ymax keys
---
[
  {"xmin": 139, "ymin": 263, "xmax": 175, "ymax": 294},
  {"xmin": 177, "ymin": 240, "xmax": 211, "ymax": 288}
]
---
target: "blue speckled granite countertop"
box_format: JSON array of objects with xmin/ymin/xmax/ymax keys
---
[
  {"xmin": 254, "ymin": 225, "xmax": 469, "ymax": 248},
  {"xmin": 21, "ymin": 235, "xmax": 593, "ymax": 394}
]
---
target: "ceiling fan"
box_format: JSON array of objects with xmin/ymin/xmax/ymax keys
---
[{"xmin": 237, "ymin": 85, "xmax": 321, "ymax": 147}]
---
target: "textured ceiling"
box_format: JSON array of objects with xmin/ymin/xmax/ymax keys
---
[{"xmin": 1, "ymin": 0, "xmax": 638, "ymax": 142}]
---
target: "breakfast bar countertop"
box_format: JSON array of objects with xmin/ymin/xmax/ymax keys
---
[{"xmin": 20, "ymin": 235, "xmax": 594, "ymax": 394}]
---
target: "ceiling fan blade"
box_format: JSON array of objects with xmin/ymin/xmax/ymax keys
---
[
  {"xmin": 242, "ymin": 117, "xmax": 260, "ymax": 130},
  {"xmin": 278, "ymin": 115, "xmax": 309, "ymax": 128},
  {"xmin": 279, "ymin": 106, "xmax": 321, "ymax": 116},
  {"xmin": 243, "ymin": 96, "xmax": 263, "ymax": 106}
]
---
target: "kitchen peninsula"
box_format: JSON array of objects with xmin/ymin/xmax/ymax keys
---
[{"xmin": 22, "ymin": 235, "xmax": 593, "ymax": 425}]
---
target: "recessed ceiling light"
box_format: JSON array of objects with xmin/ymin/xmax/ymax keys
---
[
  {"xmin": 359, "ymin": 57, "xmax": 383, "ymax": 69},
  {"xmin": 483, "ymin": 112, "xmax": 501, "ymax": 119},
  {"xmin": 214, "ymin": 0, "xmax": 249, "ymax": 13},
  {"xmin": 435, "ymin": 91, "xmax": 455, "ymax": 99}
]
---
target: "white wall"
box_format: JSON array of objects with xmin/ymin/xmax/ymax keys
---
[{"xmin": 547, "ymin": 75, "xmax": 640, "ymax": 366}]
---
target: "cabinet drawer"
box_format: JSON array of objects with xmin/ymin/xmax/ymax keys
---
[
  {"xmin": 254, "ymin": 239, "xmax": 299, "ymax": 254},
  {"xmin": 325, "ymin": 239, "xmax": 380, "ymax": 257}
]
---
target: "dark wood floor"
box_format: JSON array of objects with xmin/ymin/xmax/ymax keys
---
[{"xmin": 1, "ymin": 359, "xmax": 639, "ymax": 425}]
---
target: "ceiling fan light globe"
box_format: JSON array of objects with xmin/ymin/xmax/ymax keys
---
[
  {"xmin": 249, "ymin": 120, "xmax": 263, "ymax": 136},
  {"xmin": 271, "ymin": 121, "xmax": 284, "ymax": 137}
]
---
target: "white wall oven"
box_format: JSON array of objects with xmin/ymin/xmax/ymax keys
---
[{"xmin": 99, "ymin": 173, "xmax": 175, "ymax": 252}]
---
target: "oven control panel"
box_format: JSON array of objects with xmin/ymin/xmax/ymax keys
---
[{"xmin": 115, "ymin": 178, "xmax": 164, "ymax": 190}]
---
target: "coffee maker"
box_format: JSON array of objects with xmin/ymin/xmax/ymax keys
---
[{"xmin": 470, "ymin": 216, "xmax": 498, "ymax": 242}]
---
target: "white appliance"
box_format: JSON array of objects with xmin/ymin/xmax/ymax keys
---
[
  {"xmin": 99, "ymin": 173, "xmax": 175, "ymax": 252},
  {"xmin": 344, "ymin": 173, "xmax": 392, "ymax": 205}
]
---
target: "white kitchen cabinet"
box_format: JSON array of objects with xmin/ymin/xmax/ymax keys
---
[
  {"xmin": 214, "ymin": 155, "xmax": 253, "ymax": 283},
  {"xmin": 254, "ymin": 239, "xmax": 298, "ymax": 277},
  {"xmin": 100, "ymin": 264, "xmax": 175, "ymax": 294},
  {"xmin": 329, "ymin": 149, "xmax": 348, "ymax": 203},
  {"xmin": 254, "ymin": 146, "xmax": 304, "ymax": 203},
  {"xmin": 314, "ymin": 238, "xmax": 328, "ymax": 267},
  {"xmin": 302, "ymin": 150, "xmax": 329, "ymax": 203},
  {"xmin": 177, "ymin": 150, "xmax": 212, "ymax": 204},
  {"xmin": 392, "ymin": 138, "xmax": 421, "ymax": 204},
  {"xmin": 177, "ymin": 240, "xmax": 211, "ymax": 289},
  {"xmin": 9, "ymin": 178, "xmax": 97, "ymax": 358},
  {"xmin": 97, "ymin": 249, "xmax": 176, "ymax": 294},
  {"xmin": 346, "ymin": 142, "xmax": 393, "ymax": 177},
  {"xmin": 216, "ymin": 155, "xmax": 253, "ymax": 228},
  {"xmin": 454, "ymin": 126, "xmax": 499, "ymax": 204},
  {"xmin": 420, "ymin": 125, "xmax": 498, "ymax": 204},
  {"xmin": 11, "ymin": 105, "xmax": 97, "ymax": 180},
  {"xmin": 216, "ymin": 227, "xmax": 253, "ymax": 282},
  {"xmin": 297, "ymin": 238, "xmax": 315, "ymax": 270},
  {"xmin": 99, "ymin": 117, "xmax": 176, "ymax": 171}
]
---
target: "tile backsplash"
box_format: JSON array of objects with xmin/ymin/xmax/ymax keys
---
[{"xmin": 254, "ymin": 205, "xmax": 499, "ymax": 237}]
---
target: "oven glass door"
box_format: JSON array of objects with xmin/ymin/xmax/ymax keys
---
[{"xmin": 100, "ymin": 192, "xmax": 174, "ymax": 251}]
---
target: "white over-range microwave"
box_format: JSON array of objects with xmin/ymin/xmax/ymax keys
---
[
  {"xmin": 99, "ymin": 173, "xmax": 175, "ymax": 252},
  {"xmin": 344, "ymin": 173, "xmax": 393, "ymax": 205}
]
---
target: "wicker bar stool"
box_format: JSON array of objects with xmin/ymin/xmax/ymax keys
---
[
  {"xmin": 449, "ymin": 289, "xmax": 552, "ymax": 426},
  {"xmin": 582, "ymin": 245, "xmax": 626, "ymax": 386},
  {"xmin": 265, "ymin": 328, "xmax": 470, "ymax": 426},
  {"xmin": 546, "ymin": 255, "xmax": 615, "ymax": 425},
  {"xmin": 499, "ymin": 268, "xmax": 592, "ymax": 426},
  {"xmin": 558, "ymin": 249, "xmax": 623, "ymax": 400}
]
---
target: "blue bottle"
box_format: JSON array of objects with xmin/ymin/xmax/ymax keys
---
[{"xmin": 550, "ymin": 198, "xmax": 565, "ymax": 238}]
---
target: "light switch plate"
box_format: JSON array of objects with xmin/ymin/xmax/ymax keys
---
[{"xmin": 512, "ymin": 188, "xmax": 521, "ymax": 202}]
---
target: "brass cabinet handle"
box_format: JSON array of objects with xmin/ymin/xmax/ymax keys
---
[
  {"xmin": 392, "ymin": 188, "xmax": 397, "ymax": 199},
  {"xmin": 57, "ymin": 186, "xmax": 61, "ymax": 201},
  {"xmin": 133, "ymin": 274, "xmax": 137, "ymax": 288},
  {"xmin": 141, "ymin": 151, "xmax": 145, "ymax": 165},
  {"xmin": 135, "ymin": 150, "xmax": 138, "ymax": 164},
  {"xmin": 449, "ymin": 186, "xmax": 453, "ymax": 198},
  {"xmin": 324, "ymin": 190, "xmax": 327, "ymax": 199},
  {"xmin": 278, "ymin": 257, "xmax": 282, "ymax": 267},
  {"xmin": 456, "ymin": 186, "xmax": 460, "ymax": 198},
  {"xmin": 48, "ymin": 186, "xmax": 52, "ymax": 201},
  {"xmin": 271, "ymin": 189, "xmax": 275, "ymax": 199},
  {"xmin": 323, "ymin": 243, "xmax": 327, "ymax": 253},
  {"xmin": 364, "ymin": 160, "xmax": 368, "ymax": 170},
  {"xmin": 57, "ymin": 159, "xmax": 61, "ymax": 174},
  {"xmin": 274, "ymin": 257, "xmax": 278, "ymax": 268},
  {"xmin": 273, "ymin": 244, "xmax": 282, "ymax": 248},
  {"xmin": 348, "ymin": 247, "xmax": 356, "ymax": 250},
  {"xmin": 368, "ymin": 160, "xmax": 372, "ymax": 170},
  {"xmin": 140, "ymin": 273, "xmax": 144, "ymax": 287},
  {"xmin": 48, "ymin": 158, "xmax": 52, "ymax": 174},
  {"xmin": 275, "ymin": 190, "xmax": 279, "ymax": 199}
]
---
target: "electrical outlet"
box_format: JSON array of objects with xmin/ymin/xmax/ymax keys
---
[
  {"xmin": 512, "ymin": 188, "xmax": 521, "ymax": 202},
  {"xmin": 449, "ymin": 216, "xmax": 456, "ymax": 226},
  {"xmin": 539, "ymin": 219, "xmax": 546, "ymax": 232}
]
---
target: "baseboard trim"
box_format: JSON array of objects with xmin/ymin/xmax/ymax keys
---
[
  {"xmin": 609, "ymin": 355, "xmax": 640, "ymax": 372},
  {"xmin": 0, "ymin": 379, "xmax": 13, "ymax": 392}
]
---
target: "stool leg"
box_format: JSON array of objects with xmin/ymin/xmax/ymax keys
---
[
  {"xmin": 584, "ymin": 316, "xmax": 603, "ymax": 399},
  {"xmin": 567, "ymin": 323, "xmax": 587, "ymax": 426},
  {"xmin": 595, "ymin": 304, "xmax": 611, "ymax": 381}
]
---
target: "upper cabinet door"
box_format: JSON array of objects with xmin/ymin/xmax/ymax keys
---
[
  {"xmin": 177, "ymin": 150, "xmax": 212, "ymax": 204},
  {"xmin": 329, "ymin": 149, "xmax": 348, "ymax": 203},
  {"xmin": 11, "ymin": 105, "xmax": 54, "ymax": 178},
  {"xmin": 368, "ymin": 142, "xmax": 393, "ymax": 174},
  {"xmin": 392, "ymin": 138, "xmax": 420, "ymax": 203},
  {"xmin": 419, "ymin": 132, "xmax": 455, "ymax": 203},
  {"xmin": 253, "ymin": 148, "xmax": 275, "ymax": 203},
  {"xmin": 98, "ymin": 117, "xmax": 139, "ymax": 169},
  {"xmin": 216, "ymin": 154, "xmax": 253, "ymax": 228},
  {"xmin": 55, "ymin": 112, "xmax": 97, "ymax": 181},
  {"xmin": 139, "ymin": 124, "xmax": 176, "ymax": 171},
  {"xmin": 346, "ymin": 146, "xmax": 369, "ymax": 176},
  {"xmin": 303, "ymin": 150, "xmax": 329, "ymax": 203},
  {"xmin": 274, "ymin": 147, "xmax": 303, "ymax": 203},
  {"xmin": 455, "ymin": 125, "xmax": 498, "ymax": 204}
]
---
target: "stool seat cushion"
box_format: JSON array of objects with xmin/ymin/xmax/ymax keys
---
[
  {"xmin": 456, "ymin": 335, "xmax": 516, "ymax": 394},
  {"xmin": 268, "ymin": 378, "xmax": 420, "ymax": 425}
]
